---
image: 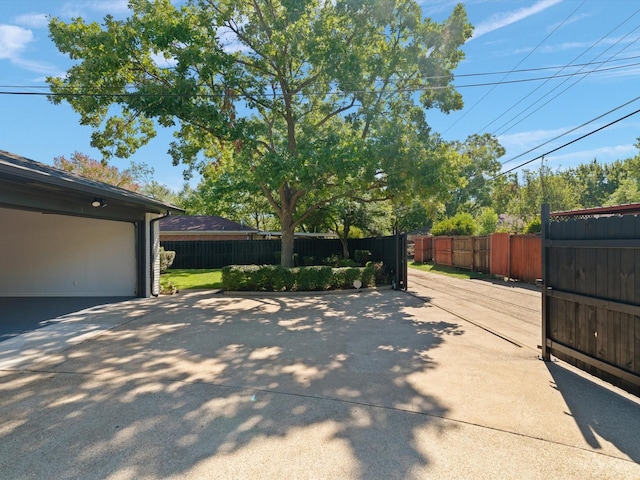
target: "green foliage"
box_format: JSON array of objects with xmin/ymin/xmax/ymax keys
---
[
  {"xmin": 221, "ymin": 264, "xmax": 382, "ymax": 291},
  {"xmin": 524, "ymin": 217, "xmax": 542, "ymax": 234},
  {"xmin": 368, "ymin": 261, "xmax": 389, "ymax": 285},
  {"xmin": 431, "ymin": 212, "xmax": 477, "ymax": 236},
  {"xmin": 396, "ymin": 200, "xmax": 434, "ymax": 233},
  {"xmin": 47, "ymin": 0, "xmax": 472, "ymax": 268},
  {"xmin": 475, "ymin": 207, "xmax": 499, "ymax": 235},
  {"xmin": 159, "ymin": 247, "xmax": 175, "ymax": 273},
  {"xmin": 331, "ymin": 267, "xmax": 362, "ymax": 289},
  {"xmin": 445, "ymin": 133, "xmax": 505, "ymax": 217},
  {"xmin": 159, "ymin": 281, "xmax": 179, "ymax": 295},
  {"xmin": 302, "ymin": 256, "xmax": 315, "ymax": 266},
  {"xmin": 354, "ymin": 250, "xmax": 371, "ymax": 266},
  {"xmin": 54, "ymin": 152, "xmax": 143, "ymax": 192},
  {"xmin": 323, "ymin": 254, "xmax": 358, "ymax": 268}
]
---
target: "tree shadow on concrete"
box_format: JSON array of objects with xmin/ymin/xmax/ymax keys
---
[
  {"xmin": 0, "ymin": 296, "xmax": 134, "ymax": 342},
  {"xmin": 546, "ymin": 361, "xmax": 640, "ymax": 463},
  {"xmin": 0, "ymin": 289, "xmax": 464, "ymax": 479}
]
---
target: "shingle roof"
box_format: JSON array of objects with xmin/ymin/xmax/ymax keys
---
[
  {"xmin": 160, "ymin": 215, "xmax": 259, "ymax": 232},
  {"xmin": 0, "ymin": 149, "xmax": 183, "ymax": 214}
]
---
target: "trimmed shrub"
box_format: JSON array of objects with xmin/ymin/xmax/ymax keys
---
[
  {"xmin": 221, "ymin": 264, "xmax": 387, "ymax": 291},
  {"xmin": 354, "ymin": 249, "xmax": 371, "ymax": 266},
  {"xmin": 331, "ymin": 267, "xmax": 362, "ymax": 289},
  {"xmin": 294, "ymin": 266, "xmax": 333, "ymax": 291},
  {"xmin": 361, "ymin": 262, "xmax": 376, "ymax": 287},
  {"xmin": 159, "ymin": 247, "xmax": 176, "ymax": 273},
  {"xmin": 324, "ymin": 254, "xmax": 358, "ymax": 267},
  {"xmin": 367, "ymin": 261, "xmax": 388, "ymax": 285},
  {"xmin": 302, "ymin": 256, "xmax": 315, "ymax": 266}
]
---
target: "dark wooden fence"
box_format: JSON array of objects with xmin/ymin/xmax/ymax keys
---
[
  {"xmin": 162, "ymin": 235, "xmax": 400, "ymax": 270},
  {"xmin": 414, "ymin": 233, "xmax": 540, "ymax": 283},
  {"xmin": 542, "ymin": 204, "xmax": 640, "ymax": 395}
]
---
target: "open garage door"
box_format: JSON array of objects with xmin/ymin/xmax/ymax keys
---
[{"xmin": 0, "ymin": 207, "xmax": 136, "ymax": 297}]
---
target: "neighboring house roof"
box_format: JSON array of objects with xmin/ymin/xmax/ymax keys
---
[
  {"xmin": 0, "ymin": 150, "xmax": 183, "ymax": 219},
  {"xmin": 160, "ymin": 215, "xmax": 259, "ymax": 233}
]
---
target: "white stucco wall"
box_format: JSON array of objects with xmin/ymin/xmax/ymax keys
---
[{"xmin": 0, "ymin": 208, "xmax": 137, "ymax": 296}]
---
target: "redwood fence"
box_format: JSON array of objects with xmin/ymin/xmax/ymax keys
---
[{"xmin": 414, "ymin": 233, "xmax": 541, "ymax": 283}]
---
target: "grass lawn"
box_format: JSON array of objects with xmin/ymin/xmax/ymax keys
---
[
  {"xmin": 161, "ymin": 269, "xmax": 223, "ymax": 290},
  {"xmin": 409, "ymin": 261, "xmax": 490, "ymax": 280}
]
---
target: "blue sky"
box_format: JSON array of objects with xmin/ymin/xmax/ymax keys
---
[{"xmin": 1, "ymin": 0, "xmax": 639, "ymax": 191}]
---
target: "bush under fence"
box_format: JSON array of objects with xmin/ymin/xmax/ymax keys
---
[
  {"xmin": 414, "ymin": 233, "xmax": 541, "ymax": 283},
  {"xmin": 161, "ymin": 236, "xmax": 398, "ymax": 270},
  {"xmin": 221, "ymin": 263, "xmax": 384, "ymax": 292}
]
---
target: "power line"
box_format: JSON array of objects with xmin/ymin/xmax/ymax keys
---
[
  {"xmin": 490, "ymin": 7, "xmax": 640, "ymax": 137},
  {"xmin": 499, "ymin": 95, "xmax": 640, "ymax": 167},
  {"xmin": 496, "ymin": 107, "xmax": 640, "ymax": 177},
  {"xmin": 3, "ymin": 53, "xmax": 640, "ymax": 93},
  {"xmin": 1, "ymin": 60, "xmax": 638, "ymax": 99},
  {"xmin": 442, "ymin": 0, "xmax": 588, "ymax": 136}
]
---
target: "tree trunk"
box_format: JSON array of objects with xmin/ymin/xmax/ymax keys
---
[
  {"xmin": 340, "ymin": 237, "xmax": 349, "ymax": 260},
  {"xmin": 280, "ymin": 210, "xmax": 295, "ymax": 268}
]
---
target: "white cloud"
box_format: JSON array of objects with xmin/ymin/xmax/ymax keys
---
[
  {"xmin": 151, "ymin": 51, "xmax": 178, "ymax": 69},
  {"xmin": 0, "ymin": 25, "xmax": 33, "ymax": 60},
  {"xmin": 87, "ymin": 0, "xmax": 131, "ymax": 14},
  {"xmin": 60, "ymin": 0, "xmax": 130, "ymax": 19},
  {"xmin": 12, "ymin": 57, "xmax": 62, "ymax": 76},
  {"xmin": 547, "ymin": 144, "xmax": 637, "ymax": 166},
  {"xmin": 471, "ymin": 0, "xmax": 563, "ymax": 40},
  {"xmin": 499, "ymin": 126, "xmax": 571, "ymax": 151},
  {"xmin": 14, "ymin": 13, "xmax": 49, "ymax": 29}
]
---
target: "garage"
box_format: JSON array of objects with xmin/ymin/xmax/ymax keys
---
[{"xmin": 0, "ymin": 149, "xmax": 182, "ymax": 302}]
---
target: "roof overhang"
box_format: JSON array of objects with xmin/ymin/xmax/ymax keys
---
[
  {"xmin": 0, "ymin": 150, "xmax": 183, "ymax": 222},
  {"xmin": 161, "ymin": 230, "xmax": 259, "ymax": 236}
]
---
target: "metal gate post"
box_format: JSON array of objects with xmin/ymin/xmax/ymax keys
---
[
  {"xmin": 394, "ymin": 228, "xmax": 408, "ymax": 291},
  {"xmin": 541, "ymin": 203, "xmax": 550, "ymax": 361}
]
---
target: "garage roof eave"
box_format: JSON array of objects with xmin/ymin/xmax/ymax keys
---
[{"xmin": 0, "ymin": 150, "xmax": 184, "ymax": 215}]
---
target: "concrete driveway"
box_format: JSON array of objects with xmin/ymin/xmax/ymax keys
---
[{"xmin": 1, "ymin": 286, "xmax": 639, "ymax": 479}]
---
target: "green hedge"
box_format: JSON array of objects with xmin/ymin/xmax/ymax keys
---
[{"xmin": 221, "ymin": 263, "xmax": 383, "ymax": 292}]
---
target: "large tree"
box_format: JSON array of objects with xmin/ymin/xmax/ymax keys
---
[{"xmin": 48, "ymin": 0, "xmax": 472, "ymax": 266}]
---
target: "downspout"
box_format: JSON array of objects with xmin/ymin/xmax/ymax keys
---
[{"xmin": 149, "ymin": 210, "xmax": 171, "ymax": 297}]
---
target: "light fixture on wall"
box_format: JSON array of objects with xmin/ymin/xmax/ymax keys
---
[{"xmin": 91, "ymin": 198, "xmax": 107, "ymax": 208}]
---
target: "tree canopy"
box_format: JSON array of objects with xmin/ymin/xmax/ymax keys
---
[{"xmin": 48, "ymin": 0, "xmax": 472, "ymax": 266}]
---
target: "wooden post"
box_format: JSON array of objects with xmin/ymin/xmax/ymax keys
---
[{"xmin": 541, "ymin": 203, "xmax": 550, "ymax": 361}]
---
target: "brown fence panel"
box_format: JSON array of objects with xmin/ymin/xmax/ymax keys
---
[
  {"xmin": 433, "ymin": 236, "xmax": 453, "ymax": 266},
  {"xmin": 452, "ymin": 236, "xmax": 473, "ymax": 270},
  {"xmin": 510, "ymin": 235, "xmax": 541, "ymax": 283},
  {"xmin": 413, "ymin": 236, "xmax": 433, "ymax": 263},
  {"xmin": 473, "ymin": 235, "xmax": 491, "ymax": 273},
  {"xmin": 490, "ymin": 233, "xmax": 509, "ymax": 277}
]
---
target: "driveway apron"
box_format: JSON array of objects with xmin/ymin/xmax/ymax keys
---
[{"xmin": 1, "ymin": 281, "xmax": 639, "ymax": 479}]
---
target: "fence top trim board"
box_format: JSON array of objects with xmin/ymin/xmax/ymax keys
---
[{"xmin": 552, "ymin": 203, "xmax": 640, "ymax": 218}]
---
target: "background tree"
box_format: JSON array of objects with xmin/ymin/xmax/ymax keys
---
[
  {"xmin": 48, "ymin": 0, "xmax": 472, "ymax": 267},
  {"xmin": 431, "ymin": 212, "xmax": 477, "ymax": 236},
  {"xmin": 475, "ymin": 207, "xmax": 498, "ymax": 235},
  {"xmin": 445, "ymin": 133, "xmax": 505, "ymax": 217},
  {"xmin": 54, "ymin": 151, "xmax": 181, "ymax": 205},
  {"xmin": 562, "ymin": 159, "xmax": 625, "ymax": 208},
  {"xmin": 54, "ymin": 151, "xmax": 144, "ymax": 192}
]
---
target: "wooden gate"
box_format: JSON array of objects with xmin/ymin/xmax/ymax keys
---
[{"xmin": 542, "ymin": 204, "xmax": 640, "ymax": 395}]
